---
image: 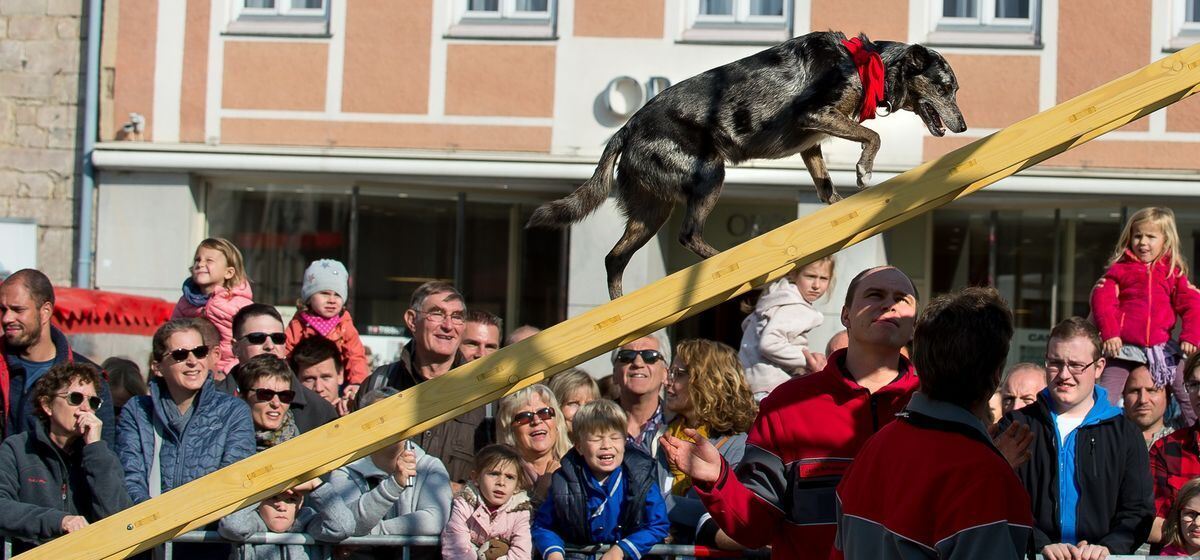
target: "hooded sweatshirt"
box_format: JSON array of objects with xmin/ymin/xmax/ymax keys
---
[
  {"xmin": 441, "ymin": 484, "xmax": 533, "ymax": 560},
  {"xmin": 738, "ymin": 277, "xmax": 824, "ymax": 397}
]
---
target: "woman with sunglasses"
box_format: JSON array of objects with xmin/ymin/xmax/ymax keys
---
[
  {"xmin": 0, "ymin": 363, "xmax": 130, "ymax": 552},
  {"xmin": 496, "ymin": 385, "xmax": 571, "ymax": 507},
  {"xmin": 658, "ymin": 339, "xmax": 757, "ymax": 551},
  {"xmin": 235, "ymin": 354, "xmax": 301, "ymax": 451}
]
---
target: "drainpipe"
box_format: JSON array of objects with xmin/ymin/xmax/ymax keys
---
[{"xmin": 76, "ymin": 0, "xmax": 102, "ymax": 288}]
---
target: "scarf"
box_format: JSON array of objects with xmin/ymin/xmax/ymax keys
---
[
  {"xmin": 255, "ymin": 409, "xmax": 299, "ymax": 451},
  {"xmin": 1147, "ymin": 343, "xmax": 1177, "ymax": 388},
  {"xmin": 666, "ymin": 420, "xmax": 711, "ymax": 496},
  {"xmin": 301, "ymin": 312, "xmax": 342, "ymax": 338},
  {"xmin": 181, "ymin": 278, "xmax": 211, "ymax": 308},
  {"xmin": 842, "ymin": 36, "xmax": 886, "ymax": 122}
]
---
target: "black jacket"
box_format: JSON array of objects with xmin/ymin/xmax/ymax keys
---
[
  {"xmin": 3, "ymin": 327, "xmax": 116, "ymax": 451},
  {"xmin": 548, "ymin": 446, "xmax": 659, "ymax": 545},
  {"xmin": 998, "ymin": 393, "xmax": 1153, "ymax": 554},
  {"xmin": 356, "ymin": 342, "xmax": 491, "ymax": 483},
  {"xmin": 0, "ymin": 420, "xmax": 130, "ymax": 550}
]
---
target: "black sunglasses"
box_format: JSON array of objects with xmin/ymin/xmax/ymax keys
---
[
  {"xmin": 251, "ymin": 388, "xmax": 296, "ymax": 404},
  {"xmin": 167, "ymin": 345, "xmax": 210, "ymax": 362},
  {"xmin": 57, "ymin": 391, "xmax": 102, "ymax": 410},
  {"xmin": 616, "ymin": 349, "xmax": 664, "ymax": 364},
  {"xmin": 241, "ymin": 332, "xmax": 287, "ymax": 345},
  {"xmin": 512, "ymin": 407, "xmax": 555, "ymax": 427}
]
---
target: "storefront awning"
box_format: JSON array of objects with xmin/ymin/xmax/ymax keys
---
[{"xmin": 53, "ymin": 287, "xmax": 173, "ymax": 336}]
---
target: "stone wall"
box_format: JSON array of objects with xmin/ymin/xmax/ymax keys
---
[{"xmin": 0, "ymin": 0, "xmax": 84, "ymax": 285}]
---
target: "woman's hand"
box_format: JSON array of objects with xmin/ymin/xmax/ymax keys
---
[
  {"xmin": 75, "ymin": 411, "xmax": 102, "ymax": 445},
  {"xmin": 660, "ymin": 428, "xmax": 723, "ymax": 484},
  {"xmin": 60, "ymin": 515, "xmax": 88, "ymax": 533}
]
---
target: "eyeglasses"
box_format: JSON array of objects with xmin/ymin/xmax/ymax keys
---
[
  {"xmin": 511, "ymin": 407, "xmax": 555, "ymax": 427},
  {"xmin": 415, "ymin": 309, "xmax": 466, "ymax": 326},
  {"xmin": 167, "ymin": 345, "xmax": 210, "ymax": 362},
  {"xmin": 1044, "ymin": 356, "xmax": 1102, "ymax": 375},
  {"xmin": 616, "ymin": 349, "xmax": 664, "ymax": 365},
  {"xmin": 251, "ymin": 388, "xmax": 296, "ymax": 404},
  {"xmin": 240, "ymin": 332, "xmax": 287, "ymax": 346},
  {"xmin": 56, "ymin": 391, "xmax": 102, "ymax": 410}
]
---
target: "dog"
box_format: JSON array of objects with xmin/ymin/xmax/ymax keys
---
[{"xmin": 527, "ymin": 31, "xmax": 966, "ymax": 299}]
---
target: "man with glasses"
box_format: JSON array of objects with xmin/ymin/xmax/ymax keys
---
[
  {"xmin": 999, "ymin": 317, "xmax": 1153, "ymax": 560},
  {"xmin": 1149, "ymin": 356, "xmax": 1200, "ymax": 548},
  {"xmin": 229, "ymin": 304, "xmax": 337, "ymax": 433},
  {"xmin": 0, "ymin": 269, "xmax": 116, "ymax": 448},
  {"xmin": 612, "ymin": 335, "xmax": 670, "ymax": 456},
  {"xmin": 356, "ymin": 281, "xmax": 490, "ymax": 485}
]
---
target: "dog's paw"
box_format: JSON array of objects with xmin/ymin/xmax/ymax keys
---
[{"xmin": 856, "ymin": 164, "xmax": 873, "ymax": 189}]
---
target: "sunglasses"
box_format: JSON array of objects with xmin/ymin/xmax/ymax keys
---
[
  {"xmin": 616, "ymin": 349, "xmax": 664, "ymax": 364},
  {"xmin": 167, "ymin": 345, "xmax": 210, "ymax": 362},
  {"xmin": 251, "ymin": 388, "xmax": 296, "ymax": 404},
  {"xmin": 241, "ymin": 332, "xmax": 287, "ymax": 345},
  {"xmin": 57, "ymin": 391, "xmax": 102, "ymax": 410},
  {"xmin": 511, "ymin": 407, "xmax": 555, "ymax": 427}
]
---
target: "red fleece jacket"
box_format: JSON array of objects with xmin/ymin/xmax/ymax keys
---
[{"xmin": 1090, "ymin": 250, "xmax": 1200, "ymax": 347}]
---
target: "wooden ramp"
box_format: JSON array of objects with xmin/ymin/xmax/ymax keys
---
[{"xmin": 23, "ymin": 43, "xmax": 1200, "ymax": 560}]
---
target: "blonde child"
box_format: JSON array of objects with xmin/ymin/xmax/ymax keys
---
[
  {"xmin": 171, "ymin": 238, "xmax": 253, "ymax": 374},
  {"xmin": 442, "ymin": 444, "xmax": 533, "ymax": 560},
  {"xmin": 1161, "ymin": 478, "xmax": 1200, "ymax": 556},
  {"xmin": 739, "ymin": 256, "xmax": 835, "ymax": 399},
  {"xmin": 285, "ymin": 259, "xmax": 369, "ymax": 399},
  {"xmin": 1092, "ymin": 208, "xmax": 1200, "ymax": 425}
]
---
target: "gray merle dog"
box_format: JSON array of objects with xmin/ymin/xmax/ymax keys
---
[{"xmin": 528, "ymin": 31, "xmax": 966, "ymax": 299}]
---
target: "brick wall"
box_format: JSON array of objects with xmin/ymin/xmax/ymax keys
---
[{"xmin": 0, "ymin": 0, "xmax": 83, "ymax": 284}]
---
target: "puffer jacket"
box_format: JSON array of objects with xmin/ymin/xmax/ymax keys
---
[
  {"xmin": 172, "ymin": 280, "xmax": 254, "ymax": 373},
  {"xmin": 284, "ymin": 311, "xmax": 370, "ymax": 385},
  {"xmin": 116, "ymin": 376, "xmax": 255, "ymax": 503},
  {"xmin": 441, "ymin": 484, "xmax": 532, "ymax": 560},
  {"xmin": 0, "ymin": 421, "xmax": 130, "ymax": 550},
  {"xmin": 1091, "ymin": 249, "xmax": 1200, "ymax": 347},
  {"xmin": 738, "ymin": 277, "xmax": 824, "ymax": 397}
]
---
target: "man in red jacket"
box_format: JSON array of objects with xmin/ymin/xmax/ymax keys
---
[
  {"xmin": 833, "ymin": 287, "xmax": 1033, "ymax": 560},
  {"xmin": 661, "ymin": 265, "xmax": 921, "ymax": 559}
]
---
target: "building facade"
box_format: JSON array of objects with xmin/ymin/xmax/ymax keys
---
[{"xmin": 92, "ymin": 0, "xmax": 1200, "ymax": 370}]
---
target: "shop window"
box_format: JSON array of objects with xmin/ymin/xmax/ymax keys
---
[
  {"xmin": 227, "ymin": 0, "xmax": 330, "ymax": 36},
  {"xmin": 447, "ymin": 0, "xmax": 557, "ymax": 39},
  {"xmin": 927, "ymin": 0, "xmax": 1040, "ymax": 47},
  {"xmin": 1169, "ymin": 0, "xmax": 1200, "ymax": 50},
  {"xmin": 681, "ymin": 0, "xmax": 792, "ymax": 44}
]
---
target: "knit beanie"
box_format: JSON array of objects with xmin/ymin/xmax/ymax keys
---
[{"xmin": 301, "ymin": 259, "xmax": 349, "ymax": 303}]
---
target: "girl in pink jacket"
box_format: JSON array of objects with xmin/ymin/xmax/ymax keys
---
[
  {"xmin": 171, "ymin": 238, "xmax": 254, "ymax": 374},
  {"xmin": 1091, "ymin": 208, "xmax": 1200, "ymax": 424},
  {"xmin": 442, "ymin": 444, "xmax": 533, "ymax": 560}
]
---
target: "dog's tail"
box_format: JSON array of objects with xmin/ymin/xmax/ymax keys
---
[{"xmin": 527, "ymin": 127, "xmax": 629, "ymax": 228}]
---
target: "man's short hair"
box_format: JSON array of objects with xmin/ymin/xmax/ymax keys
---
[
  {"xmin": 842, "ymin": 266, "xmax": 919, "ymax": 310},
  {"xmin": 570, "ymin": 399, "xmax": 628, "ymax": 444},
  {"xmin": 6, "ymin": 268, "xmax": 55, "ymax": 307},
  {"xmin": 1049, "ymin": 317, "xmax": 1103, "ymax": 361},
  {"xmin": 232, "ymin": 304, "xmax": 283, "ymax": 339},
  {"xmin": 234, "ymin": 354, "xmax": 294, "ymax": 396},
  {"xmin": 1002, "ymin": 362, "xmax": 1046, "ymax": 384},
  {"xmin": 464, "ymin": 309, "xmax": 503, "ymax": 333},
  {"xmin": 409, "ymin": 281, "xmax": 463, "ymax": 311},
  {"xmin": 360, "ymin": 387, "xmax": 399, "ymax": 407},
  {"xmin": 289, "ymin": 336, "xmax": 343, "ymax": 373},
  {"xmin": 913, "ymin": 287, "xmax": 1013, "ymax": 411}
]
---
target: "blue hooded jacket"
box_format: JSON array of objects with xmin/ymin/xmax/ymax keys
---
[{"xmin": 1047, "ymin": 386, "xmax": 1122, "ymax": 545}]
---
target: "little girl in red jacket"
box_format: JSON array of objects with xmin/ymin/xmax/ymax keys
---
[
  {"xmin": 285, "ymin": 259, "xmax": 369, "ymax": 403},
  {"xmin": 1091, "ymin": 207, "xmax": 1200, "ymax": 425},
  {"xmin": 172, "ymin": 238, "xmax": 254, "ymax": 374}
]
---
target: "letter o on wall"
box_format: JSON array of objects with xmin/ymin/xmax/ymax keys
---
[{"xmin": 604, "ymin": 76, "xmax": 645, "ymax": 118}]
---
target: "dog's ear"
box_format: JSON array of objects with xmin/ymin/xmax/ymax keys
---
[{"xmin": 903, "ymin": 44, "xmax": 933, "ymax": 74}]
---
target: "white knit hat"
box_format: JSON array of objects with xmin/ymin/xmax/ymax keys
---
[{"xmin": 302, "ymin": 259, "xmax": 349, "ymax": 303}]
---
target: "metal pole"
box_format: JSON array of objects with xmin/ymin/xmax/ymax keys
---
[
  {"xmin": 76, "ymin": 0, "xmax": 103, "ymax": 287},
  {"xmin": 454, "ymin": 192, "xmax": 466, "ymax": 288}
]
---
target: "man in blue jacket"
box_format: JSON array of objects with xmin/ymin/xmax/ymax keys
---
[{"xmin": 1000, "ymin": 317, "xmax": 1153, "ymax": 560}]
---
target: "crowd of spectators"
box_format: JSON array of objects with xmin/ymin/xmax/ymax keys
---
[{"xmin": 4, "ymin": 206, "xmax": 1200, "ymax": 559}]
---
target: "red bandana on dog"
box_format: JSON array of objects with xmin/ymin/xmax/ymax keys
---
[{"xmin": 842, "ymin": 37, "xmax": 885, "ymax": 122}]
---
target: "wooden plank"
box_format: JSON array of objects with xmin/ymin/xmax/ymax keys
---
[{"xmin": 22, "ymin": 43, "xmax": 1200, "ymax": 560}]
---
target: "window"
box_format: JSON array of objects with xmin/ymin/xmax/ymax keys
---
[
  {"xmin": 927, "ymin": 0, "xmax": 1040, "ymax": 47},
  {"xmin": 1169, "ymin": 0, "xmax": 1200, "ymax": 50},
  {"xmin": 227, "ymin": 0, "xmax": 330, "ymax": 36},
  {"xmin": 448, "ymin": 0, "xmax": 556, "ymax": 39},
  {"xmin": 682, "ymin": 0, "xmax": 791, "ymax": 44}
]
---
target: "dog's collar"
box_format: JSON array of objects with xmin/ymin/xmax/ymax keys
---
[{"xmin": 842, "ymin": 37, "xmax": 886, "ymax": 122}]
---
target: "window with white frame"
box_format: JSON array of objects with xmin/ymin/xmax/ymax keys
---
[
  {"xmin": 683, "ymin": 0, "xmax": 792, "ymax": 44},
  {"xmin": 227, "ymin": 0, "xmax": 330, "ymax": 36},
  {"xmin": 928, "ymin": 0, "xmax": 1040, "ymax": 47},
  {"xmin": 448, "ymin": 0, "xmax": 556, "ymax": 39},
  {"xmin": 1169, "ymin": 0, "xmax": 1200, "ymax": 50}
]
